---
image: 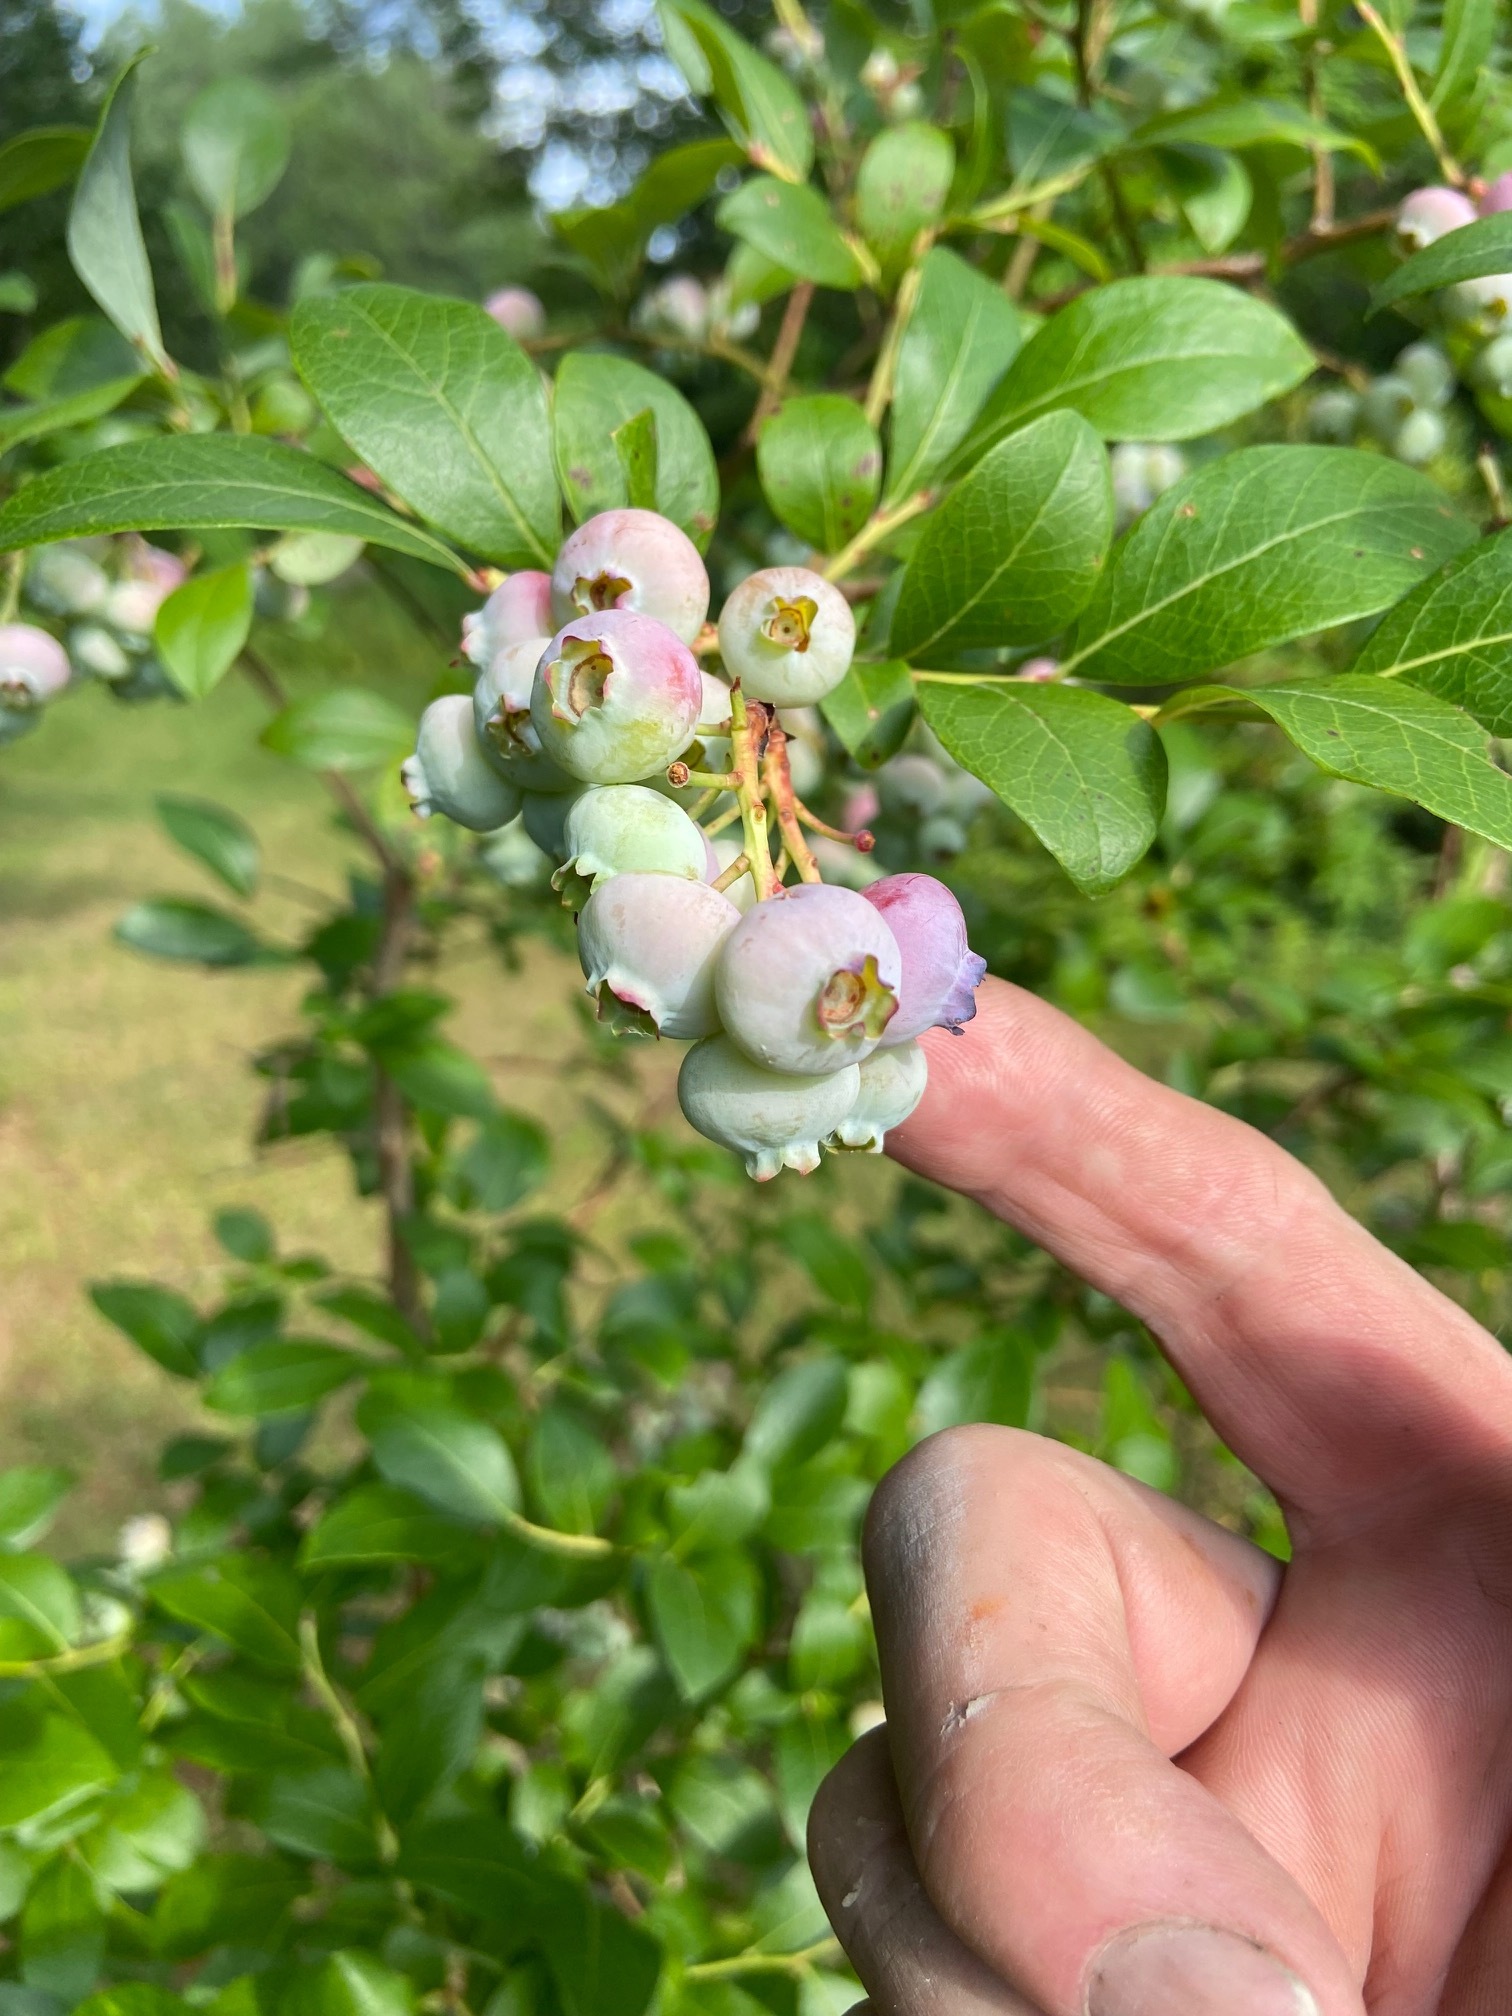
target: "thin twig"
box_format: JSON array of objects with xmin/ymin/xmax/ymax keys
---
[
  {"xmin": 743, "ymin": 282, "xmax": 815, "ymax": 445},
  {"xmin": 1355, "ymin": 0, "xmax": 1463, "ymax": 185}
]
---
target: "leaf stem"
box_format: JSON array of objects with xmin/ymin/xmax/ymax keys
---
[
  {"xmin": 685, "ymin": 1939, "xmax": 844, "ymax": 1983},
  {"xmin": 824, "ymin": 489, "xmax": 936, "ymax": 584},
  {"xmin": 743, "ymin": 281, "xmax": 815, "ymax": 445},
  {"xmin": 1354, "ymin": 0, "xmax": 1463, "ymax": 185},
  {"xmin": 0, "ymin": 1630, "xmax": 132, "ymax": 1678}
]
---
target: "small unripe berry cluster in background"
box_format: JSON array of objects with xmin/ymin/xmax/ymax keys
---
[
  {"xmin": 403, "ymin": 508, "xmax": 989, "ymax": 1177},
  {"xmin": 1308, "ymin": 340, "xmax": 1457, "ymax": 466}
]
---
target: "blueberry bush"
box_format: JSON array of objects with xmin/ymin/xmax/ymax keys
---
[{"xmin": 3, "ymin": 3, "xmax": 1512, "ymax": 2012}]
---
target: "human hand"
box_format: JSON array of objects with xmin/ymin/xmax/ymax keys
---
[{"xmin": 808, "ymin": 979, "xmax": 1512, "ymax": 2016}]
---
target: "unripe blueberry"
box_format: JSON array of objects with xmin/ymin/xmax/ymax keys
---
[
  {"xmin": 1361, "ymin": 374, "xmax": 1416, "ymax": 443},
  {"xmin": 530, "ymin": 610, "xmax": 702, "ymax": 786},
  {"xmin": 69, "ymin": 623, "xmax": 132, "ymax": 681},
  {"xmin": 1396, "ymin": 184, "xmax": 1476, "ymax": 254},
  {"xmin": 827, "ymin": 1039, "xmax": 928, "ymax": 1152},
  {"xmin": 109, "ymin": 654, "xmax": 180, "ymax": 705},
  {"xmin": 1306, "ymin": 387, "xmax": 1361, "ymax": 442},
  {"xmin": 1470, "ymin": 331, "xmax": 1512, "ymax": 396},
  {"xmin": 26, "ymin": 543, "xmax": 110, "ymax": 618},
  {"xmin": 554, "ymin": 784, "xmax": 709, "ymax": 905},
  {"xmin": 106, "ymin": 544, "xmax": 188, "ymax": 637},
  {"xmin": 716, "ymin": 883, "xmax": 902, "ymax": 1075},
  {"xmin": 919, "ymin": 813, "xmax": 968, "ymax": 860},
  {"xmin": 708, "ymin": 835, "xmax": 759, "ymax": 913},
  {"xmin": 1142, "ymin": 444, "xmax": 1187, "ymax": 495},
  {"xmin": 1443, "ymin": 272, "xmax": 1512, "ymax": 338},
  {"xmin": 700, "ymin": 671, "xmax": 733, "ymax": 728},
  {"xmin": 403, "ymin": 695, "xmax": 523, "ymax": 832},
  {"xmin": 472, "ymin": 635, "xmax": 574, "ymax": 792},
  {"xmin": 878, "ymin": 752, "xmax": 948, "ymax": 820},
  {"xmin": 480, "ymin": 819, "xmax": 552, "ymax": 890},
  {"xmin": 577, "ymin": 872, "xmax": 739, "ymax": 1038},
  {"xmin": 1394, "ymin": 407, "xmax": 1447, "ymax": 465},
  {"xmin": 1396, "ymin": 342, "xmax": 1455, "ymax": 410},
  {"xmin": 860, "ymin": 872, "xmax": 987, "ymax": 1042},
  {"xmin": 522, "ymin": 784, "xmax": 586, "ymax": 859},
  {"xmin": 1016, "ymin": 655, "xmax": 1062, "ymax": 681},
  {"xmin": 0, "ymin": 625, "xmax": 70, "ymax": 709},
  {"xmin": 842, "ymin": 783, "xmax": 880, "ymax": 832},
  {"xmin": 637, "ymin": 275, "xmax": 710, "ymax": 343},
  {"xmin": 551, "ymin": 509, "xmax": 710, "ymax": 646},
  {"xmin": 678, "ymin": 1035, "xmax": 861, "ymax": 1180},
  {"xmin": 1481, "ymin": 172, "xmax": 1512, "ymax": 217},
  {"xmin": 462, "ymin": 573, "xmax": 554, "ymax": 668},
  {"xmin": 484, "ymin": 286, "xmax": 546, "ymax": 340},
  {"xmin": 1110, "ymin": 442, "xmax": 1156, "ymax": 522},
  {"xmin": 717, "ymin": 566, "xmax": 855, "ymax": 706}
]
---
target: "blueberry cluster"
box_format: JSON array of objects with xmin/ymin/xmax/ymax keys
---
[
  {"xmin": 404, "ymin": 507, "xmax": 988, "ymax": 1178},
  {"xmin": 1308, "ymin": 340, "xmax": 1456, "ymax": 466}
]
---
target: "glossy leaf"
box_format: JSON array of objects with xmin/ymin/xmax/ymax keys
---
[
  {"xmin": 917, "ymin": 678, "xmax": 1166, "ymax": 893},
  {"xmin": 149, "ymin": 1559, "xmax": 303, "ymax": 1672},
  {"xmin": 854, "ymin": 123, "xmax": 956, "ymax": 286},
  {"xmin": 659, "ymin": 0, "xmax": 812, "ymax": 181},
  {"xmin": 612, "ymin": 407, "xmax": 658, "ymax": 511},
  {"xmin": 66, "ymin": 54, "xmax": 167, "ymax": 376},
  {"xmin": 0, "ymin": 1557, "xmax": 79, "ymax": 1656},
  {"xmin": 154, "ymin": 796, "xmax": 260, "ymax": 898},
  {"xmin": 820, "ymin": 657, "xmax": 917, "ymax": 769},
  {"xmin": 0, "ymin": 436, "xmax": 462, "ymax": 568},
  {"xmin": 0, "ymin": 1714, "xmax": 118, "ymax": 1829},
  {"xmin": 0, "ymin": 377, "xmax": 143, "ymax": 457},
  {"xmin": 756, "ymin": 395, "xmax": 881, "ymax": 553},
  {"xmin": 892, "ymin": 410, "xmax": 1111, "ymax": 658},
  {"xmin": 154, "ymin": 565, "xmax": 253, "ymax": 700},
  {"xmin": 743, "ymin": 1358, "xmax": 849, "ymax": 1471},
  {"xmin": 115, "ymin": 899, "xmax": 263, "ymax": 967},
  {"xmin": 181, "ymin": 79, "xmax": 290, "ymax": 222},
  {"xmin": 291, "ymin": 284, "xmax": 558, "ymax": 566},
  {"xmin": 915, "ymin": 1330, "xmax": 1036, "ymax": 1435},
  {"xmin": 885, "ymin": 247, "xmax": 1021, "ymax": 502},
  {"xmin": 554, "ymin": 138, "xmax": 741, "ymax": 293},
  {"xmin": 1432, "ymin": 0, "xmax": 1497, "ymax": 112},
  {"xmin": 962, "ymin": 277, "xmax": 1313, "ymax": 455},
  {"xmin": 299, "ymin": 1486, "xmax": 472, "ymax": 1570},
  {"xmin": 1129, "ymin": 99, "xmax": 1370, "ymax": 158},
  {"xmin": 1371, "ymin": 212, "xmax": 1512, "ymax": 316},
  {"xmin": 358, "ymin": 1387, "xmax": 523, "ymax": 1526},
  {"xmin": 717, "ymin": 178, "xmax": 869, "ymax": 290},
  {"xmin": 553, "ymin": 351, "xmax": 719, "ymax": 548},
  {"xmin": 4, "ymin": 316, "xmax": 146, "ymax": 398},
  {"xmin": 203, "ymin": 1340, "xmax": 360, "ymax": 1418},
  {"xmin": 0, "ymin": 127, "xmax": 90, "ymax": 215},
  {"xmin": 645, "ymin": 1551, "xmax": 761, "ymax": 1700},
  {"xmin": 0, "ymin": 1469, "xmax": 74, "ymax": 1554},
  {"xmin": 260, "ymin": 689, "xmax": 414, "ymax": 771},
  {"xmin": 1164, "ymin": 675, "xmax": 1512, "ymax": 850},
  {"xmin": 1064, "ymin": 447, "xmax": 1474, "ymax": 687},
  {"xmin": 19, "ymin": 1854, "xmax": 104, "ymax": 2001},
  {"xmin": 89, "ymin": 1282, "xmax": 199, "ymax": 1378},
  {"xmin": 1353, "ymin": 529, "xmax": 1512, "ymax": 733}
]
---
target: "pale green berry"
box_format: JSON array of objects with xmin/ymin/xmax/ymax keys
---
[
  {"xmin": 678, "ymin": 1035, "xmax": 861, "ymax": 1181},
  {"xmin": 403, "ymin": 695, "xmax": 523, "ymax": 832},
  {"xmin": 1396, "ymin": 342, "xmax": 1455, "ymax": 410},
  {"xmin": 827, "ymin": 1040, "xmax": 928, "ymax": 1152},
  {"xmin": 25, "ymin": 543, "xmax": 109, "ymax": 618},
  {"xmin": 69, "ymin": 623, "xmax": 132, "ymax": 681},
  {"xmin": 473, "ymin": 635, "xmax": 574, "ymax": 792},
  {"xmin": 1361, "ymin": 375, "xmax": 1415, "ymax": 444},
  {"xmin": 553, "ymin": 784, "xmax": 709, "ymax": 907},
  {"xmin": 1443, "ymin": 273, "xmax": 1512, "ymax": 339},
  {"xmin": 1307, "ymin": 388, "xmax": 1360, "ymax": 442},
  {"xmin": 1394, "ymin": 408, "xmax": 1447, "ymax": 466},
  {"xmin": 521, "ymin": 785, "xmax": 587, "ymax": 859},
  {"xmin": 1471, "ymin": 333, "xmax": 1512, "ymax": 397},
  {"xmin": 577, "ymin": 872, "xmax": 739, "ymax": 1038},
  {"xmin": 717, "ymin": 567, "xmax": 855, "ymax": 706}
]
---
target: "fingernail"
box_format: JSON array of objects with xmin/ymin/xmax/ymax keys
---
[{"xmin": 1087, "ymin": 1924, "xmax": 1320, "ymax": 2016}]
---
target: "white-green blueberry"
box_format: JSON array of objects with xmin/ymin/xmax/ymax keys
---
[
  {"xmin": 1394, "ymin": 408, "xmax": 1447, "ymax": 466},
  {"xmin": 103, "ymin": 545, "xmax": 186, "ymax": 638},
  {"xmin": 717, "ymin": 566, "xmax": 855, "ymax": 706},
  {"xmin": 521, "ymin": 784, "xmax": 586, "ymax": 859},
  {"xmin": 26, "ymin": 543, "xmax": 110, "ymax": 618},
  {"xmin": 551, "ymin": 508, "xmax": 710, "ymax": 646},
  {"xmin": 716, "ymin": 883, "xmax": 902, "ymax": 1076},
  {"xmin": 1443, "ymin": 273, "xmax": 1512, "ymax": 339},
  {"xmin": 827, "ymin": 1040, "xmax": 928, "ymax": 1152},
  {"xmin": 69, "ymin": 623, "xmax": 132, "ymax": 681},
  {"xmin": 479, "ymin": 819, "xmax": 551, "ymax": 890},
  {"xmin": 1361, "ymin": 374, "xmax": 1416, "ymax": 444},
  {"xmin": 1471, "ymin": 332, "xmax": 1512, "ymax": 397},
  {"xmin": 403, "ymin": 694, "xmax": 523, "ymax": 832},
  {"xmin": 462, "ymin": 573, "xmax": 554, "ymax": 669},
  {"xmin": 553, "ymin": 784, "xmax": 709, "ymax": 906},
  {"xmin": 577, "ymin": 871, "xmax": 739, "ymax": 1038},
  {"xmin": 1396, "ymin": 342, "xmax": 1455, "ymax": 410},
  {"xmin": 678, "ymin": 1035, "xmax": 861, "ymax": 1181},
  {"xmin": 878, "ymin": 752, "xmax": 948, "ymax": 819},
  {"xmin": 0, "ymin": 625, "xmax": 71, "ymax": 709},
  {"xmin": 1306, "ymin": 387, "xmax": 1361, "ymax": 442},
  {"xmin": 472, "ymin": 635, "xmax": 574, "ymax": 792},
  {"xmin": 530, "ymin": 610, "xmax": 702, "ymax": 786}
]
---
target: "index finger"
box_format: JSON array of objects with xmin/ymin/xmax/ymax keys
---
[{"xmin": 890, "ymin": 978, "xmax": 1512, "ymax": 1530}]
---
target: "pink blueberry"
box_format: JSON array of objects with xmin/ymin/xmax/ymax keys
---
[
  {"xmin": 1396, "ymin": 185, "xmax": 1476, "ymax": 254},
  {"xmin": 0, "ymin": 624, "xmax": 71, "ymax": 709},
  {"xmin": 577, "ymin": 872, "xmax": 739, "ymax": 1038},
  {"xmin": 530, "ymin": 609, "xmax": 702, "ymax": 785},
  {"xmin": 1480, "ymin": 173, "xmax": 1512, "ymax": 217},
  {"xmin": 463, "ymin": 573, "xmax": 555, "ymax": 669},
  {"xmin": 551, "ymin": 509, "xmax": 710, "ymax": 647},
  {"xmin": 715, "ymin": 882, "xmax": 902, "ymax": 1076},
  {"xmin": 485, "ymin": 287, "xmax": 546, "ymax": 340},
  {"xmin": 861, "ymin": 872, "xmax": 987, "ymax": 1043}
]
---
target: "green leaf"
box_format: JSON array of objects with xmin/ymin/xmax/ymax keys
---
[
  {"xmin": 789, "ymin": 1589, "xmax": 868, "ymax": 1689},
  {"xmin": 659, "ymin": 0, "xmax": 812, "ymax": 181},
  {"xmin": 612, "ymin": 408, "xmax": 659, "ymax": 512},
  {"xmin": 645, "ymin": 1552, "xmax": 761, "ymax": 1700},
  {"xmin": 260, "ymin": 688, "xmax": 414, "ymax": 771},
  {"xmin": 0, "ymin": 127, "xmax": 91, "ymax": 215},
  {"xmin": 214, "ymin": 1208, "xmax": 272, "ymax": 1263},
  {"xmin": 0, "ymin": 1559, "xmax": 79, "ymax": 1656},
  {"xmin": 1156, "ymin": 144, "xmax": 1251, "ymax": 257},
  {"xmin": 81, "ymin": 1774, "xmax": 205, "ymax": 1893},
  {"xmin": 76, "ymin": 1987, "xmax": 189, "ymax": 2016},
  {"xmin": 3, "ymin": 317, "xmax": 141, "ymax": 399},
  {"xmin": 149, "ymin": 1558, "xmax": 303, "ymax": 1672},
  {"xmin": 66, "ymin": 53, "xmax": 167, "ymax": 376},
  {"xmin": 1064, "ymin": 447, "xmax": 1474, "ymax": 686},
  {"xmin": 918, "ymin": 678, "xmax": 1166, "ymax": 893},
  {"xmin": 115, "ymin": 898, "xmax": 263, "ymax": 967},
  {"xmin": 820, "ymin": 657, "xmax": 917, "ymax": 769},
  {"xmin": 855, "ymin": 123, "xmax": 956, "ymax": 287},
  {"xmin": 20, "ymin": 1855, "xmax": 103, "ymax": 2002},
  {"xmin": 1432, "ymin": 0, "xmax": 1497, "ymax": 112},
  {"xmin": 358, "ymin": 1387, "xmax": 523, "ymax": 1526},
  {"xmin": 884, "ymin": 246, "xmax": 1021, "ymax": 503},
  {"xmin": 0, "ymin": 377, "xmax": 143, "ymax": 457},
  {"xmin": 89, "ymin": 1282, "xmax": 199, "ymax": 1377},
  {"xmin": 181, "ymin": 79, "xmax": 290, "ymax": 222},
  {"xmin": 718, "ymin": 177, "xmax": 869, "ymax": 289},
  {"xmin": 154, "ymin": 795, "xmax": 259, "ymax": 898},
  {"xmin": 0, "ymin": 436, "xmax": 462, "ymax": 569},
  {"xmin": 756, "ymin": 395, "xmax": 881, "ymax": 553},
  {"xmin": 380, "ymin": 1039, "xmax": 497, "ymax": 1121},
  {"xmin": 0, "ymin": 274, "xmax": 38, "ymax": 316},
  {"xmin": 0, "ymin": 1711, "xmax": 118, "ymax": 1829},
  {"xmin": 1165, "ymin": 675, "xmax": 1512, "ymax": 851},
  {"xmin": 299, "ymin": 1485, "xmax": 472, "ymax": 1569},
  {"xmin": 451, "ymin": 1113, "xmax": 549, "ymax": 1213},
  {"xmin": 285, "ymin": 1953, "xmax": 413, "ymax": 2016},
  {"xmin": 255, "ymin": 1768, "xmax": 376, "ymax": 1866},
  {"xmin": 152, "ymin": 1853, "xmax": 302, "ymax": 1959},
  {"xmin": 203, "ymin": 1339, "xmax": 360, "ymax": 1417},
  {"xmin": 291, "ymin": 284, "xmax": 558, "ymax": 567},
  {"xmin": 153, "ymin": 565, "xmax": 253, "ymax": 699},
  {"xmin": 1370, "ymin": 211, "xmax": 1512, "ymax": 317},
  {"xmin": 554, "ymin": 138, "xmax": 742, "ymax": 293},
  {"xmin": 963, "ymin": 277, "xmax": 1313, "ymax": 456},
  {"xmin": 0, "ymin": 1470, "xmax": 73, "ymax": 1554},
  {"xmin": 1353, "ymin": 529, "xmax": 1512, "ymax": 733},
  {"xmin": 553, "ymin": 351, "xmax": 719, "ymax": 549},
  {"xmin": 1129, "ymin": 98, "xmax": 1371, "ymax": 159},
  {"xmin": 892, "ymin": 410, "xmax": 1111, "ymax": 658},
  {"xmin": 916, "ymin": 1330, "xmax": 1035, "ymax": 1435},
  {"xmin": 743, "ymin": 1358, "xmax": 850, "ymax": 1471}
]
